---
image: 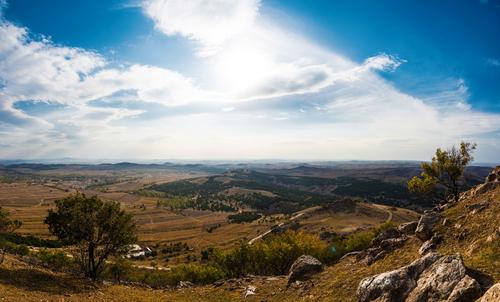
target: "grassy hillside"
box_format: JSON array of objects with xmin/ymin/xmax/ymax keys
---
[{"xmin": 1, "ymin": 179, "xmax": 496, "ymax": 301}]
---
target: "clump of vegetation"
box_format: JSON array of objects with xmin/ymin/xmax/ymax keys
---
[
  {"xmin": 36, "ymin": 249, "xmax": 73, "ymax": 272},
  {"xmin": 228, "ymin": 211, "xmax": 261, "ymax": 223},
  {"xmin": 44, "ymin": 192, "xmax": 137, "ymax": 280},
  {"xmin": 104, "ymin": 258, "xmax": 133, "ymax": 282},
  {"xmin": 207, "ymin": 231, "xmax": 331, "ymax": 277},
  {"xmin": 328, "ymin": 221, "xmax": 394, "ymax": 259},
  {"xmin": 0, "ymin": 232, "xmax": 63, "ymax": 248},
  {"xmin": 0, "ymin": 207, "xmax": 22, "ymax": 264},
  {"xmin": 408, "ymin": 141, "xmax": 476, "ymax": 203}
]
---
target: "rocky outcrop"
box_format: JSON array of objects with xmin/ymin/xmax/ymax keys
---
[
  {"xmin": 397, "ymin": 221, "xmax": 418, "ymax": 235},
  {"xmin": 287, "ymin": 255, "xmax": 323, "ymax": 284},
  {"xmin": 459, "ymin": 166, "xmax": 500, "ymax": 200},
  {"xmin": 479, "ymin": 283, "xmax": 500, "ymax": 302},
  {"xmin": 357, "ymin": 228, "xmax": 407, "ymax": 265},
  {"xmin": 415, "ymin": 212, "xmax": 440, "ymax": 241},
  {"xmin": 371, "ymin": 228, "xmax": 402, "ymax": 246},
  {"xmin": 418, "ymin": 234, "xmax": 441, "ymax": 255},
  {"xmin": 357, "ymin": 252, "xmax": 440, "ymax": 302},
  {"xmin": 357, "ymin": 253, "xmax": 481, "ymax": 302},
  {"xmin": 485, "ymin": 166, "xmax": 500, "ymax": 183}
]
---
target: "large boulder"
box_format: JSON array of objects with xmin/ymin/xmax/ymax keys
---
[
  {"xmin": 397, "ymin": 221, "xmax": 418, "ymax": 235},
  {"xmin": 479, "ymin": 283, "xmax": 500, "ymax": 302},
  {"xmin": 415, "ymin": 212, "xmax": 440, "ymax": 241},
  {"xmin": 357, "ymin": 253, "xmax": 481, "ymax": 302},
  {"xmin": 406, "ymin": 254, "xmax": 478, "ymax": 302},
  {"xmin": 287, "ymin": 255, "xmax": 323, "ymax": 284},
  {"xmin": 357, "ymin": 252, "xmax": 440, "ymax": 302}
]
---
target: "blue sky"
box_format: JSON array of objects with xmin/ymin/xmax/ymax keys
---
[{"xmin": 0, "ymin": 0, "xmax": 499, "ymax": 161}]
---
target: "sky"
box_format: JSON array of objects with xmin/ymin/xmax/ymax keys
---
[{"xmin": 0, "ymin": 0, "xmax": 499, "ymax": 162}]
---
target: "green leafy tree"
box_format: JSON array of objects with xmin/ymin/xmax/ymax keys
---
[
  {"xmin": 0, "ymin": 207, "xmax": 22, "ymax": 264},
  {"xmin": 44, "ymin": 193, "xmax": 137, "ymax": 280},
  {"xmin": 408, "ymin": 141, "xmax": 476, "ymax": 203}
]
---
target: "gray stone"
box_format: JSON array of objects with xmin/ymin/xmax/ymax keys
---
[
  {"xmin": 415, "ymin": 213, "xmax": 440, "ymax": 241},
  {"xmin": 418, "ymin": 234, "xmax": 441, "ymax": 255},
  {"xmin": 447, "ymin": 275, "xmax": 481, "ymax": 302},
  {"xmin": 357, "ymin": 253, "xmax": 481, "ymax": 302},
  {"xmin": 397, "ymin": 221, "xmax": 418, "ymax": 235},
  {"xmin": 287, "ymin": 255, "xmax": 323, "ymax": 284},
  {"xmin": 371, "ymin": 228, "xmax": 402, "ymax": 246}
]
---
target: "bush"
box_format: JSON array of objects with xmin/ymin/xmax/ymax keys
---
[
  {"xmin": 210, "ymin": 231, "xmax": 331, "ymax": 277},
  {"xmin": 1, "ymin": 241, "xmax": 29, "ymax": 256},
  {"xmin": 329, "ymin": 221, "xmax": 394, "ymax": 259},
  {"xmin": 228, "ymin": 212, "xmax": 262, "ymax": 223},
  {"xmin": 0, "ymin": 232, "xmax": 62, "ymax": 248},
  {"xmin": 104, "ymin": 258, "xmax": 132, "ymax": 282},
  {"xmin": 168, "ymin": 264, "xmax": 225, "ymax": 285},
  {"xmin": 37, "ymin": 249, "xmax": 73, "ymax": 272}
]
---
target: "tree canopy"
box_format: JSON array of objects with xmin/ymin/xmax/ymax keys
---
[
  {"xmin": 44, "ymin": 193, "xmax": 137, "ymax": 280},
  {"xmin": 408, "ymin": 141, "xmax": 476, "ymax": 203}
]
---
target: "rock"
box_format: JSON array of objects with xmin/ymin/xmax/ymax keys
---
[
  {"xmin": 357, "ymin": 252, "xmax": 440, "ymax": 302},
  {"xmin": 178, "ymin": 281, "xmax": 193, "ymax": 288},
  {"xmin": 287, "ymin": 255, "xmax": 323, "ymax": 284},
  {"xmin": 379, "ymin": 237, "xmax": 407, "ymax": 250},
  {"xmin": 406, "ymin": 254, "xmax": 468, "ymax": 302},
  {"xmin": 485, "ymin": 166, "xmax": 500, "ymax": 183},
  {"xmin": 397, "ymin": 221, "xmax": 418, "ymax": 235},
  {"xmin": 357, "ymin": 253, "xmax": 481, "ymax": 302},
  {"xmin": 447, "ymin": 275, "xmax": 481, "ymax": 302},
  {"xmin": 244, "ymin": 285, "xmax": 256, "ymax": 298},
  {"xmin": 418, "ymin": 234, "xmax": 441, "ymax": 255},
  {"xmin": 371, "ymin": 228, "xmax": 402, "ymax": 246},
  {"xmin": 479, "ymin": 283, "xmax": 500, "ymax": 302},
  {"xmin": 415, "ymin": 212, "xmax": 440, "ymax": 241}
]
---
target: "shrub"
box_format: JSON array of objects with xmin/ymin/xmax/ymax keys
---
[
  {"xmin": 210, "ymin": 231, "xmax": 331, "ymax": 277},
  {"xmin": 104, "ymin": 258, "xmax": 132, "ymax": 282},
  {"xmin": 2, "ymin": 241, "xmax": 29, "ymax": 256},
  {"xmin": 329, "ymin": 221, "xmax": 394, "ymax": 259},
  {"xmin": 0, "ymin": 232, "xmax": 62, "ymax": 248},
  {"xmin": 37, "ymin": 249, "xmax": 73, "ymax": 272},
  {"xmin": 228, "ymin": 212, "xmax": 262, "ymax": 223},
  {"xmin": 168, "ymin": 264, "xmax": 225, "ymax": 285}
]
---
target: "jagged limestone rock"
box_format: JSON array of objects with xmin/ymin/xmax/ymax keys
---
[
  {"xmin": 418, "ymin": 234, "xmax": 441, "ymax": 255},
  {"xmin": 397, "ymin": 221, "xmax": 418, "ymax": 235},
  {"xmin": 357, "ymin": 253, "xmax": 481, "ymax": 302},
  {"xmin": 415, "ymin": 212, "xmax": 440, "ymax": 241}
]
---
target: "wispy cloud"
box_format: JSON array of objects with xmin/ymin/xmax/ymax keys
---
[{"xmin": 487, "ymin": 58, "xmax": 500, "ymax": 67}]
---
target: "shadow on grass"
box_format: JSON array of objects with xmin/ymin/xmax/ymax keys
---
[{"xmin": 0, "ymin": 267, "xmax": 97, "ymax": 295}]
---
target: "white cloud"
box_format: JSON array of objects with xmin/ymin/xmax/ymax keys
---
[
  {"xmin": 142, "ymin": 0, "xmax": 261, "ymax": 56},
  {"xmin": 362, "ymin": 53, "xmax": 405, "ymax": 71},
  {"xmin": 0, "ymin": 19, "xmax": 206, "ymax": 128}
]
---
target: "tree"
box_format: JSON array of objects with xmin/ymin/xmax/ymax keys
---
[
  {"xmin": 0, "ymin": 207, "xmax": 22, "ymax": 264},
  {"xmin": 408, "ymin": 141, "xmax": 476, "ymax": 203},
  {"xmin": 45, "ymin": 193, "xmax": 137, "ymax": 280}
]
